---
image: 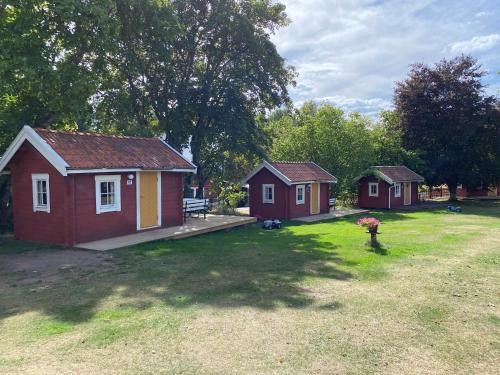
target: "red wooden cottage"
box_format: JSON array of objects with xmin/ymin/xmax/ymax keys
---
[
  {"xmin": 0, "ymin": 126, "xmax": 196, "ymax": 246},
  {"xmin": 355, "ymin": 166, "xmax": 424, "ymax": 209},
  {"xmin": 243, "ymin": 161, "xmax": 337, "ymax": 220},
  {"xmin": 457, "ymin": 184, "xmax": 500, "ymax": 198},
  {"xmin": 190, "ymin": 180, "xmax": 218, "ymax": 200}
]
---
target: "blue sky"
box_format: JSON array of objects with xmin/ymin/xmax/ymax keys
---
[{"xmin": 272, "ymin": 0, "xmax": 500, "ymax": 118}]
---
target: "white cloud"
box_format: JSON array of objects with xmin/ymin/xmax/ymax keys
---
[
  {"xmin": 475, "ymin": 11, "xmax": 494, "ymax": 17},
  {"xmin": 273, "ymin": 0, "xmax": 500, "ymax": 117},
  {"xmin": 447, "ymin": 34, "xmax": 500, "ymax": 53},
  {"xmin": 317, "ymin": 95, "xmax": 392, "ymax": 118}
]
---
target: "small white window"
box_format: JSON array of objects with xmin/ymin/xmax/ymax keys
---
[
  {"xmin": 394, "ymin": 184, "xmax": 401, "ymax": 198},
  {"xmin": 95, "ymin": 175, "xmax": 121, "ymax": 214},
  {"xmin": 32, "ymin": 174, "xmax": 50, "ymax": 213},
  {"xmin": 262, "ymin": 184, "xmax": 274, "ymax": 204},
  {"xmin": 369, "ymin": 182, "xmax": 379, "ymax": 197},
  {"xmin": 296, "ymin": 184, "xmax": 305, "ymax": 204}
]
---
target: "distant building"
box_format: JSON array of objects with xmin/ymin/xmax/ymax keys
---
[
  {"xmin": 457, "ymin": 184, "xmax": 500, "ymax": 198},
  {"xmin": 355, "ymin": 166, "xmax": 424, "ymax": 209},
  {"xmin": 0, "ymin": 126, "xmax": 196, "ymax": 246},
  {"xmin": 243, "ymin": 161, "xmax": 337, "ymax": 220}
]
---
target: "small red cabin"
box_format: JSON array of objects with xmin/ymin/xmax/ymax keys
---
[
  {"xmin": 0, "ymin": 126, "xmax": 196, "ymax": 246},
  {"xmin": 243, "ymin": 161, "xmax": 337, "ymax": 220},
  {"xmin": 457, "ymin": 184, "xmax": 500, "ymax": 198},
  {"xmin": 355, "ymin": 166, "xmax": 424, "ymax": 209}
]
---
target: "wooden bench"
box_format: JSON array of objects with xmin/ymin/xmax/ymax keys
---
[
  {"xmin": 329, "ymin": 198, "xmax": 337, "ymax": 210},
  {"xmin": 183, "ymin": 198, "xmax": 209, "ymax": 221}
]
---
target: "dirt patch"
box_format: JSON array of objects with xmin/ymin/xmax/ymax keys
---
[{"xmin": 0, "ymin": 250, "xmax": 115, "ymax": 284}]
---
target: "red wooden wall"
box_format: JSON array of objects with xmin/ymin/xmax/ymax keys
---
[
  {"xmin": 248, "ymin": 168, "xmax": 288, "ymax": 219},
  {"xmin": 6, "ymin": 141, "xmax": 186, "ymax": 246},
  {"xmin": 248, "ymin": 168, "xmax": 331, "ymax": 219},
  {"xmin": 73, "ymin": 172, "xmax": 136, "ymax": 244},
  {"xmin": 358, "ymin": 176, "xmax": 419, "ymax": 209},
  {"xmin": 162, "ymin": 172, "xmax": 184, "ymax": 227},
  {"xmin": 8, "ymin": 142, "xmax": 73, "ymax": 245}
]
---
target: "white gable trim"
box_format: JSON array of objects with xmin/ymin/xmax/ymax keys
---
[
  {"xmin": 67, "ymin": 167, "xmax": 196, "ymax": 174},
  {"xmin": 158, "ymin": 138, "xmax": 197, "ymax": 172},
  {"xmin": 310, "ymin": 162, "xmax": 338, "ymax": 183},
  {"xmin": 242, "ymin": 160, "xmax": 292, "ymax": 186},
  {"xmin": 0, "ymin": 127, "xmax": 198, "ymax": 177},
  {"xmin": 0, "ymin": 126, "xmax": 69, "ymax": 176},
  {"xmin": 354, "ymin": 169, "xmax": 394, "ymax": 185}
]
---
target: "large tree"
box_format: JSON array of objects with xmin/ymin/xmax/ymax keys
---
[
  {"xmin": 0, "ymin": 0, "xmax": 116, "ymax": 149},
  {"xmin": 394, "ymin": 55, "xmax": 499, "ymax": 199},
  {"xmin": 266, "ymin": 102, "xmax": 375, "ymax": 197},
  {"xmin": 97, "ymin": 0, "xmax": 294, "ymax": 194},
  {"xmin": 1, "ymin": 0, "xmax": 294, "ymax": 196}
]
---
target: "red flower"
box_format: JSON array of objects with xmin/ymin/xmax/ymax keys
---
[{"xmin": 356, "ymin": 217, "xmax": 380, "ymax": 230}]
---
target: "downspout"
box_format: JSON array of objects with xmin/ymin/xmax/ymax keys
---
[{"xmin": 388, "ymin": 185, "xmax": 393, "ymax": 210}]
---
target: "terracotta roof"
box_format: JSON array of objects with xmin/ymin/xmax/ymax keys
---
[
  {"xmin": 269, "ymin": 161, "xmax": 337, "ymax": 183},
  {"xmin": 34, "ymin": 128, "xmax": 195, "ymax": 170},
  {"xmin": 356, "ymin": 166, "xmax": 424, "ymax": 183}
]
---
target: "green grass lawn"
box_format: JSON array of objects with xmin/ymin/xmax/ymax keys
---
[{"xmin": 0, "ymin": 201, "xmax": 499, "ymax": 374}]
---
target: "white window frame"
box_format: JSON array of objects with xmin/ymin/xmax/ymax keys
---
[
  {"xmin": 262, "ymin": 184, "xmax": 275, "ymax": 204},
  {"xmin": 368, "ymin": 182, "xmax": 379, "ymax": 197},
  {"xmin": 296, "ymin": 184, "xmax": 305, "ymax": 205},
  {"xmin": 95, "ymin": 175, "xmax": 121, "ymax": 214},
  {"xmin": 394, "ymin": 184, "xmax": 401, "ymax": 198},
  {"xmin": 32, "ymin": 173, "xmax": 50, "ymax": 213}
]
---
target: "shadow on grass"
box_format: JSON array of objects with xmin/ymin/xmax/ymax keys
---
[
  {"xmin": 367, "ymin": 241, "xmax": 388, "ymax": 255},
  {"xmin": 0, "ymin": 224, "xmax": 352, "ymax": 324}
]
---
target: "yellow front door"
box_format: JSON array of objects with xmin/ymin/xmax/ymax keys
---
[
  {"xmin": 139, "ymin": 172, "xmax": 159, "ymax": 229},
  {"xmin": 404, "ymin": 182, "xmax": 411, "ymax": 205},
  {"xmin": 311, "ymin": 183, "xmax": 320, "ymax": 214}
]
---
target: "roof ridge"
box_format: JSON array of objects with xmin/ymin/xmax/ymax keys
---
[
  {"xmin": 35, "ymin": 128, "xmax": 157, "ymax": 141},
  {"xmin": 373, "ymin": 165, "xmax": 406, "ymax": 168},
  {"xmin": 271, "ymin": 160, "xmax": 313, "ymax": 164}
]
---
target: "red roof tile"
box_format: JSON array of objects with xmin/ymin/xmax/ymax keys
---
[
  {"xmin": 360, "ymin": 166, "xmax": 424, "ymax": 183},
  {"xmin": 35, "ymin": 129, "xmax": 194, "ymax": 170},
  {"xmin": 269, "ymin": 161, "xmax": 337, "ymax": 183}
]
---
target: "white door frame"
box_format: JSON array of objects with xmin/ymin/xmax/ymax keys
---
[
  {"xmin": 136, "ymin": 171, "xmax": 162, "ymax": 230},
  {"xmin": 310, "ymin": 183, "xmax": 321, "ymax": 215},
  {"xmin": 404, "ymin": 182, "xmax": 411, "ymax": 205}
]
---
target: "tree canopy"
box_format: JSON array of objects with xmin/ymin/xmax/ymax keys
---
[
  {"xmin": 265, "ymin": 102, "xmax": 418, "ymax": 198},
  {"xmin": 394, "ymin": 55, "xmax": 500, "ymax": 198},
  {"xmin": 0, "ymin": 0, "xmax": 294, "ymax": 194}
]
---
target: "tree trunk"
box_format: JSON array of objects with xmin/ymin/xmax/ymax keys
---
[
  {"xmin": 190, "ymin": 129, "xmax": 205, "ymax": 199},
  {"xmin": 448, "ymin": 183, "xmax": 458, "ymax": 201},
  {"xmin": 0, "ymin": 176, "xmax": 12, "ymax": 233},
  {"xmin": 196, "ymin": 173, "xmax": 206, "ymax": 199}
]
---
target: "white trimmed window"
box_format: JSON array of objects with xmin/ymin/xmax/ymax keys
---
[
  {"xmin": 368, "ymin": 182, "xmax": 379, "ymax": 197},
  {"xmin": 262, "ymin": 184, "xmax": 275, "ymax": 204},
  {"xmin": 32, "ymin": 174, "xmax": 50, "ymax": 212},
  {"xmin": 296, "ymin": 184, "xmax": 305, "ymax": 204},
  {"xmin": 394, "ymin": 184, "xmax": 401, "ymax": 198},
  {"xmin": 95, "ymin": 175, "xmax": 121, "ymax": 214}
]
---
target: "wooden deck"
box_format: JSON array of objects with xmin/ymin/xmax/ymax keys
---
[
  {"xmin": 295, "ymin": 209, "xmax": 369, "ymax": 223},
  {"xmin": 76, "ymin": 215, "xmax": 257, "ymax": 251}
]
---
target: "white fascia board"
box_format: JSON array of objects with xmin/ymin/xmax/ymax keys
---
[
  {"xmin": 68, "ymin": 168, "xmax": 141, "ymax": 174},
  {"xmin": 0, "ymin": 126, "xmax": 69, "ymax": 176},
  {"xmin": 373, "ymin": 170, "xmax": 394, "ymax": 184},
  {"xmin": 263, "ymin": 161, "xmax": 293, "ymax": 185},
  {"xmin": 242, "ymin": 160, "xmax": 292, "ymax": 186},
  {"xmin": 158, "ymin": 138, "xmax": 197, "ymax": 169},
  {"xmin": 169, "ymin": 168, "xmax": 197, "ymax": 173},
  {"xmin": 68, "ymin": 167, "xmax": 197, "ymax": 174},
  {"xmin": 290, "ymin": 180, "xmax": 338, "ymax": 185},
  {"xmin": 353, "ymin": 169, "xmax": 394, "ymax": 185}
]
